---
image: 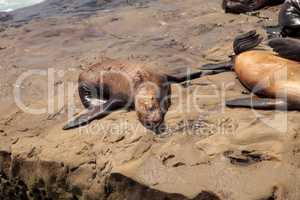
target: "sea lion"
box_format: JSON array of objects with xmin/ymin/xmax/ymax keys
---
[
  {"xmin": 267, "ymin": 0, "xmax": 300, "ymax": 38},
  {"xmin": 201, "ymin": 30, "xmax": 300, "ymax": 110},
  {"xmin": 63, "ymin": 58, "xmax": 210, "ymax": 132},
  {"xmin": 222, "ymin": 0, "xmax": 284, "ymax": 14},
  {"xmin": 279, "ymin": 0, "xmax": 300, "ymax": 37}
]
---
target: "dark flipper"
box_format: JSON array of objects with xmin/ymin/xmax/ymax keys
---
[
  {"xmin": 166, "ymin": 70, "xmax": 203, "ymax": 83},
  {"xmin": 233, "ymin": 30, "xmax": 263, "ymax": 55},
  {"xmin": 268, "ymin": 0, "xmax": 285, "ymax": 6},
  {"xmin": 223, "ymin": 0, "xmax": 284, "ymax": 14},
  {"xmin": 226, "ymin": 97, "xmax": 288, "ymax": 110},
  {"xmin": 63, "ymin": 99, "xmax": 125, "ymax": 130},
  {"xmin": 166, "ymin": 68, "xmax": 231, "ymax": 83},
  {"xmin": 268, "ymin": 38, "xmax": 300, "ymax": 62},
  {"xmin": 222, "ymin": 0, "xmax": 253, "ymax": 14},
  {"xmin": 201, "ymin": 61, "xmax": 233, "ymax": 71}
]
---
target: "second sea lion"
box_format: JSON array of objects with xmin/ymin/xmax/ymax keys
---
[
  {"xmin": 201, "ymin": 30, "xmax": 300, "ymax": 110},
  {"xmin": 222, "ymin": 0, "xmax": 284, "ymax": 14},
  {"xmin": 267, "ymin": 0, "xmax": 300, "ymax": 38}
]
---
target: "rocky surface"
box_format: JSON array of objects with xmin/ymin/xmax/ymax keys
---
[{"xmin": 1, "ymin": 0, "xmax": 300, "ymax": 199}]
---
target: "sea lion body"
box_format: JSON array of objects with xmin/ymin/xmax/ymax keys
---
[
  {"xmin": 64, "ymin": 58, "xmax": 171, "ymax": 131},
  {"xmin": 222, "ymin": 0, "xmax": 284, "ymax": 14},
  {"xmin": 79, "ymin": 59, "xmax": 167, "ymax": 104},
  {"xmin": 234, "ymin": 50, "xmax": 300, "ymax": 107}
]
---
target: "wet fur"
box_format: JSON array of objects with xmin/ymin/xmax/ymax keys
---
[{"xmin": 223, "ymin": 0, "xmax": 284, "ymax": 14}]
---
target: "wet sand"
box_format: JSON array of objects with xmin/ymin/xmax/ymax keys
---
[{"xmin": 1, "ymin": 0, "xmax": 300, "ymax": 199}]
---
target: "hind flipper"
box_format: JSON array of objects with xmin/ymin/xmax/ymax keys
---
[
  {"xmin": 233, "ymin": 30, "xmax": 263, "ymax": 54},
  {"xmin": 166, "ymin": 70, "xmax": 203, "ymax": 83},
  {"xmin": 226, "ymin": 97, "xmax": 288, "ymax": 110},
  {"xmin": 63, "ymin": 99, "xmax": 125, "ymax": 130},
  {"xmin": 234, "ymin": 30, "xmax": 257, "ymax": 41},
  {"xmin": 200, "ymin": 31, "xmax": 263, "ymax": 72},
  {"xmin": 166, "ymin": 68, "xmax": 232, "ymax": 83},
  {"xmin": 268, "ymin": 38, "xmax": 300, "ymax": 62},
  {"xmin": 200, "ymin": 61, "xmax": 233, "ymax": 71}
]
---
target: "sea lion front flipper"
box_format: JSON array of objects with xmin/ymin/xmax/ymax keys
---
[
  {"xmin": 63, "ymin": 99, "xmax": 125, "ymax": 130},
  {"xmin": 269, "ymin": 38, "xmax": 300, "ymax": 62},
  {"xmin": 226, "ymin": 97, "xmax": 288, "ymax": 110},
  {"xmin": 222, "ymin": 0, "xmax": 255, "ymax": 14}
]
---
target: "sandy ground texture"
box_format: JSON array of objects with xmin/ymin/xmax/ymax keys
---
[{"xmin": 1, "ymin": 0, "xmax": 300, "ymax": 199}]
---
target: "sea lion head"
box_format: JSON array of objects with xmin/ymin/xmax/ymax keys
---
[
  {"xmin": 135, "ymin": 81, "xmax": 171, "ymax": 133},
  {"xmin": 222, "ymin": 0, "xmax": 255, "ymax": 13}
]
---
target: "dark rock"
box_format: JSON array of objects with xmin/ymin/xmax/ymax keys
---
[{"xmin": 0, "ymin": 12, "xmax": 12, "ymax": 22}]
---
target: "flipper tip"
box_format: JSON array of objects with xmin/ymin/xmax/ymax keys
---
[
  {"xmin": 62, "ymin": 120, "xmax": 80, "ymax": 130},
  {"xmin": 62, "ymin": 124, "xmax": 72, "ymax": 130},
  {"xmin": 226, "ymin": 99, "xmax": 242, "ymax": 108},
  {"xmin": 200, "ymin": 61, "xmax": 233, "ymax": 71}
]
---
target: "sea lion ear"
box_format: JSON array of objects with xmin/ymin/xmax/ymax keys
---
[{"xmin": 269, "ymin": 38, "xmax": 300, "ymax": 62}]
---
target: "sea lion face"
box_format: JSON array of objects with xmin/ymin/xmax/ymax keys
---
[{"xmin": 135, "ymin": 83, "xmax": 171, "ymax": 132}]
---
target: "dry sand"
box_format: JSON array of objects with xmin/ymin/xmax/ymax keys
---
[{"xmin": 0, "ymin": 0, "xmax": 300, "ymax": 199}]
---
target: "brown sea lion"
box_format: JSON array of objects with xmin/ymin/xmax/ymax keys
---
[
  {"xmin": 222, "ymin": 0, "xmax": 284, "ymax": 14},
  {"xmin": 63, "ymin": 58, "xmax": 211, "ymax": 132},
  {"xmin": 201, "ymin": 30, "xmax": 300, "ymax": 110}
]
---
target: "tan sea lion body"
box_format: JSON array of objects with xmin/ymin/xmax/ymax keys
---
[
  {"xmin": 235, "ymin": 50, "xmax": 300, "ymax": 106},
  {"xmin": 201, "ymin": 31, "xmax": 300, "ymax": 109}
]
